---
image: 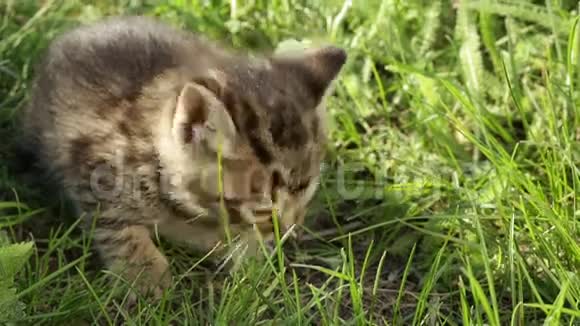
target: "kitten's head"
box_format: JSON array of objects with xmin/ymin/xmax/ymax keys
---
[{"xmin": 164, "ymin": 45, "xmax": 346, "ymax": 239}]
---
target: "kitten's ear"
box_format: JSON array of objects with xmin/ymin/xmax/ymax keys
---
[
  {"xmin": 172, "ymin": 83, "xmax": 209, "ymax": 145},
  {"xmin": 191, "ymin": 71, "xmax": 238, "ymax": 140},
  {"xmin": 192, "ymin": 70, "xmax": 227, "ymax": 97},
  {"xmin": 273, "ymin": 46, "xmax": 347, "ymax": 100},
  {"xmin": 173, "ymin": 81, "xmax": 238, "ymax": 152}
]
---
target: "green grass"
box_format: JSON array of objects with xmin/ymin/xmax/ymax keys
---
[{"xmin": 1, "ymin": 0, "xmax": 579, "ymax": 324}]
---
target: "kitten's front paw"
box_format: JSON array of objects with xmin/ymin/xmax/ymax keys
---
[{"xmin": 113, "ymin": 254, "xmax": 172, "ymax": 303}]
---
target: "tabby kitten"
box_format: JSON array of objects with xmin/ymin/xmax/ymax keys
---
[{"xmin": 21, "ymin": 16, "xmax": 346, "ymax": 298}]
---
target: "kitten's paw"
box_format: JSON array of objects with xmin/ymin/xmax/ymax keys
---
[
  {"xmin": 112, "ymin": 255, "xmax": 172, "ymax": 304},
  {"xmin": 137, "ymin": 260, "xmax": 172, "ymax": 299}
]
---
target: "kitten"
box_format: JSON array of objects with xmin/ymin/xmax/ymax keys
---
[{"xmin": 21, "ymin": 15, "xmax": 346, "ymax": 298}]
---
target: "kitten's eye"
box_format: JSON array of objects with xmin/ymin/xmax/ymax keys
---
[
  {"xmin": 271, "ymin": 170, "xmax": 285, "ymax": 202},
  {"xmin": 290, "ymin": 180, "xmax": 310, "ymax": 194},
  {"xmin": 272, "ymin": 170, "xmax": 285, "ymax": 189}
]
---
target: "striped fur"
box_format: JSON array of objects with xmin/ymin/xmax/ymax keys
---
[{"xmin": 21, "ymin": 16, "xmax": 346, "ymax": 298}]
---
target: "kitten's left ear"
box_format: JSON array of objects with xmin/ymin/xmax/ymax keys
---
[
  {"xmin": 273, "ymin": 45, "xmax": 347, "ymax": 100},
  {"xmin": 172, "ymin": 83, "xmax": 209, "ymax": 145}
]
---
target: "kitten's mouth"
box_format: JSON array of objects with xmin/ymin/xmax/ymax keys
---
[
  {"xmin": 208, "ymin": 201, "xmax": 298, "ymax": 239},
  {"xmin": 205, "ymin": 196, "xmax": 293, "ymax": 237},
  {"xmin": 209, "ymin": 199, "xmax": 277, "ymax": 225}
]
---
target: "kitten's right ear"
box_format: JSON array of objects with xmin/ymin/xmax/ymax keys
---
[
  {"xmin": 272, "ymin": 46, "xmax": 347, "ymax": 102},
  {"xmin": 172, "ymin": 83, "xmax": 209, "ymax": 145}
]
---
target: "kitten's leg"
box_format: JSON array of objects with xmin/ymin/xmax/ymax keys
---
[{"xmin": 92, "ymin": 214, "xmax": 171, "ymax": 299}]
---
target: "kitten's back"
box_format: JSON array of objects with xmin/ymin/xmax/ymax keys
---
[
  {"xmin": 21, "ymin": 16, "xmax": 226, "ymax": 172},
  {"xmin": 31, "ymin": 16, "xmax": 219, "ymax": 108}
]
